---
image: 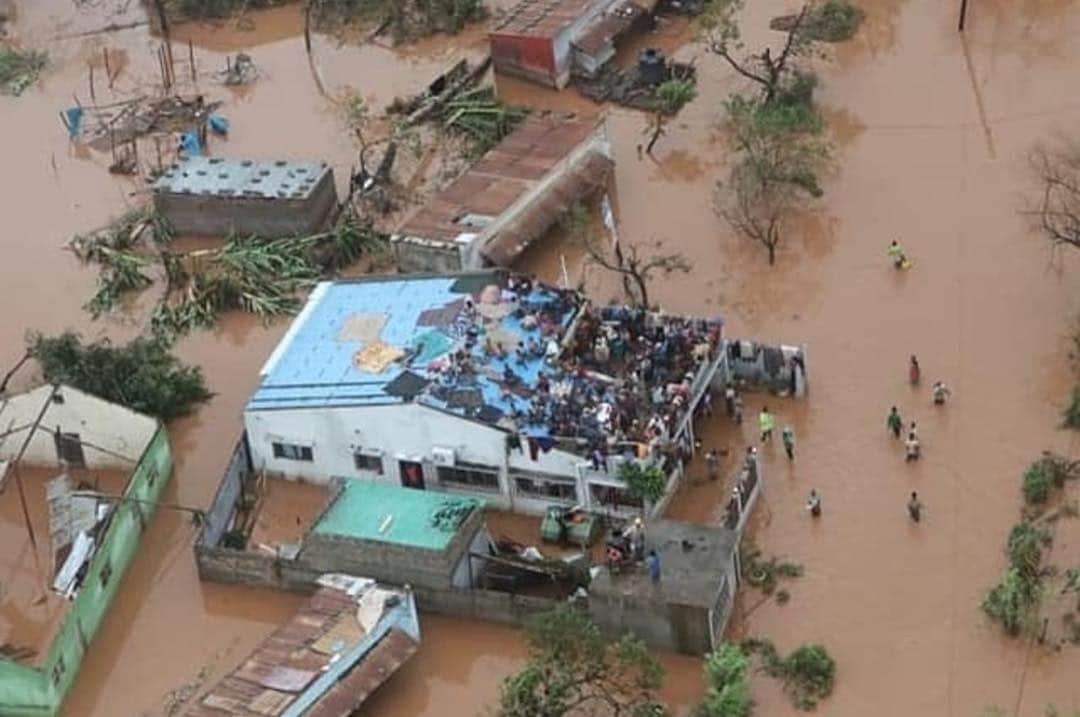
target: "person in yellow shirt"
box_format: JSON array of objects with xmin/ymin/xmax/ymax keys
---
[{"xmin": 759, "ymin": 406, "xmax": 775, "ymax": 443}]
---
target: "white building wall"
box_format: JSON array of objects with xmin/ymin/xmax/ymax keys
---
[
  {"xmin": 0, "ymin": 384, "xmax": 159, "ymax": 469},
  {"xmin": 245, "ymin": 402, "xmax": 611, "ymax": 516}
]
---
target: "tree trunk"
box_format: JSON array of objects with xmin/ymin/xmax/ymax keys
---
[
  {"xmin": 631, "ymin": 271, "xmax": 650, "ymax": 309},
  {"xmin": 767, "ymin": 242, "xmax": 776, "ymax": 265},
  {"xmin": 646, "ymin": 114, "xmax": 664, "ymax": 155}
]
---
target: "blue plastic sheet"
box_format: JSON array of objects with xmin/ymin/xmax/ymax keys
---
[
  {"xmin": 180, "ymin": 130, "xmax": 202, "ymax": 156},
  {"xmin": 63, "ymin": 107, "xmax": 83, "ymax": 139},
  {"xmin": 208, "ymin": 114, "xmax": 229, "ymax": 135}
]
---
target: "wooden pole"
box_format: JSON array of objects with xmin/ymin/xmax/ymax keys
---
[
  {"xmin": 88, "ymin": 64, "xmax": 96, "ymax": 104},
  {"xmin": 5, "ymin": 386, "xmax": 63, "ymax": 550},
  {"xmin": 188, "ymin": 39, "xmax": 196, "ymax": 83},
  {"xmin": 958, "ymin": 0, "xmax": 969, "ymax": 31},
  {"xmin": 103, "ymin": 48, "xmax": 113, "ymax": 88}
]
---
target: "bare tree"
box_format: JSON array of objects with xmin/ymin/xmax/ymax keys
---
[
  {"xmin": 566, "ymin": 204, "xmax": 690, "ymax": 309},
  {"xmin": 644, "ymin": 77, "xmax": 697, "ymax": 156},
  {"xmin": 701, "ymin": 0, "xmax": 812, "ymax": 104},
  {"xmin": 1030, "ymin": 138, "xmax": 1080, "ymax": 251}
]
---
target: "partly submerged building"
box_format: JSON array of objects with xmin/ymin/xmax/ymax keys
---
[
  {"xmin": 239, "ymin": 270, "xmax": 806, "ymax": 518},
  {"xmin": 184, "ymin": 575, "xmax": 420, "ymax": 717},
  {"xmin": 391, "ymin": 114, "xmax": 612, "ymax": 272},
  {"xmin": 0, "ymin": 384, "xmax": 172, "ymax": 717},
  {"xmin": 151, "ymin": 157, "xmax": 338, "ymax": 237},
  {"xmin": 490, "ymin": 0, "xmax": 660, "ymax": 88}
]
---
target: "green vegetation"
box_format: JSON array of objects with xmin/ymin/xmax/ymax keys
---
[
  {"xmin": 645, "ymin": 77, "xmax": 698, "ymax": 155},
  {"xmin": 696, "ymin": 642, "xmax": 752, "ymax": 717},
  {"xmin": 800, "ymin": 0, "xmax": 864, "ymax": 42},
  {"xmin": 741, "ymin": 639, "xmax": 836, "ymax": 711},
  {"xmin": 173, "ymin": 0, "xmax": 485, "ymax": 42},
  {"xmin": 619, "ymin": 461, "xmax": 668, "ymax": 505},
  {"xmin": 73, "ymin": 206, "xmax": 386, "ymax": 339},
  {"xmin": 495, "ymin": 608, "xmax": 667, "ymax": 717},
  {"xmin": 743, "ymin": 548, "xmax": 804, "ymax": 598},
  {"xmin": 440, "ymin": 87, "xmax": 528, "ymax": 157},
  {"xmin": 0, "ymin": 45, "xmax": 48, "ymax": 96},
  {"xmin": 1064, "ymin": 385, "xmax": 1080, "ymax": 428},
  {"xmin": 1022, "ymin": 453, "xmax": 1080, "ymax": 505},
  {"xmin": 982, "ymin": 521, "xmax": 1049, "ymax": 636},
  {"xmin": 27, "ymin": 331, "xmax": 211, "ymax": 420}
]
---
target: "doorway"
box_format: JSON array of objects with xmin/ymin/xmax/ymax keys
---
[{"xmin": 399, "ymin": 460, "xmax": 425, "ymax": 490}]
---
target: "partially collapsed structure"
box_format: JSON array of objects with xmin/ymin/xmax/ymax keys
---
[
  {"xmin": 151, "ymin": 157, "xmax": 338, "ymax": 237},
  {"xmin": 490, "ymin": 0, "xmax": 660, "ymax": 87},
  {"xmin": 240, "ymin": 270, "xmax": 806, "ymax": 517},
  {"xmin": 185, "ymin": 575, "xmax": 420, "ymax": 717},
  {"xmin": 0, "ymin": 385, "xmax": 172, "ymax": 717},
  {"xmin": 391, "ymin": 114, "xmax": 612, "ymax": 272}
]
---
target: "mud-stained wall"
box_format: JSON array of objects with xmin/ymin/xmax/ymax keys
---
[
  {"xmin": 152, "ymin": 169, "xmax": 337, "ymax": 237},
  {"xmin": 392, "ymin": 237, "xmax": 465, "ymax": 273}
]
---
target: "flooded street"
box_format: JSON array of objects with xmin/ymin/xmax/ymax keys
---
[{"xmin": 2, "ymin": 0, "xmax": 1080, "ymax": 714}]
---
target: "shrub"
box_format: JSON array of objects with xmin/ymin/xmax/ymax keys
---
[
  {"xmin": 697, "ymin": 643, "xmax": 752, "ymax": 717},
  {"xmin": 619, "ymin": 461, "xmax": 668, "ymax": 504},
  {"xmin": 784, "ymin": 644, "xmax": 836, "ymax": 710},
  {"xmin": 803, "ymin": 0, "xmax": 864, "ymax": 42},
  {"xmin": 1006, "ymin": 520, "xmax": 1050, "ymax": 576},
  {"xmin": 27, "ymin": 331, "xmax": 212, "ymax": 420},
  {"xmin": 0, "ymin": 46, "xmax": 48, "ymax": 96},
  {"xmin": 982, "ymin": 566, "xmax": 1042, "ymax": 636},
  {"xmin": 1063, "ymin": 384, "xmax": 1080, "ymax": 428}
]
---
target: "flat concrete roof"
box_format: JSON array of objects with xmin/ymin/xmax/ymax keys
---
[
  {"xmin": 311, "ymin": 480, "xmax": 482, "ymax": 550},
  {"xmin": 151, "ymin": 157, "xmax": 331, "ymax": 201},
  {"xmin": 591, "ymin": 519, "xmax": 738, "ymax": 607}
]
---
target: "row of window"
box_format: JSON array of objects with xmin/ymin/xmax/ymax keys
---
[{"xmin": 268, "ymin": 440, "xmax": 644, "ymax": 508}]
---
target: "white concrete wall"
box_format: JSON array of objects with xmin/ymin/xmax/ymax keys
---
[
  {"xmin": 245, "ymin": 402, "xmax": 601, "ymax": 515},
  {"xmin": 0, "ymin": 385, "xmax": 159, "ymax": 469}
]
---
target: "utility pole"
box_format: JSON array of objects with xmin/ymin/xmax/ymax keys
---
[{"xmin": 958, "ymin": 0, "xmax": 969, "ymax": 31}]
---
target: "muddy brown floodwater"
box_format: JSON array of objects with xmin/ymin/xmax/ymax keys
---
[{"xmin": 2, "ymin": 0, "xmax": 1080, "ymax": 714}]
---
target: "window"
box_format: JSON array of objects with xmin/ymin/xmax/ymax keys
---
[
  {"xmin": 353, "ymin": 452, "xmax": 384, "ymax": 475},
  {"xmin": 589, "ymin": 483, "xmax": 643, "ymax": 510},
  {"xmin": 54, "ymin": 431, "xmax": 86, "ymax": 468},
  {"xmin": 272, "ymin": 442, "xmax": 313, "ymax": 462},
  {"xmin": 436, "ymin": 462, "xmax": 500, "ymax": 492},
  {"xmin": 99, "ymin": 559, "xmax": 114, "ymax": 588},
  {"xmin": 512, "ymin": 471, "xmax": 577, "ymax": 503}
]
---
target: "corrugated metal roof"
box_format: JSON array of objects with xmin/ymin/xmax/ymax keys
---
[
  {"xmin": 185, "ymin": 587, "xmax": 419, "ymax": 717},
  {"xmin": 482, "ymin": 150, "xmax": 613, "ymax": 265},
  {"xmin": 395, "ymin": 114, "xmax": 604, "ymax": 247},
  {"xmin": 494, "ymin": 0, "xmax": 600, "ymax": 39}
]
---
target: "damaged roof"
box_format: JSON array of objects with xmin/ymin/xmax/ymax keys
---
[
  {"xmin": 394, "ymin": 113, "xmax": 608, "ymax": 258},
  {"xmin": 494, "ymin": 0, "xmax": 601, "ymax": 39},
  {"xmin": 151, "ymin": 157, "xmax": 331, "ymax": 201},
  {"xmin": 248, "ymin": 271, "xmax": 579, "ymax": 417},
  {"xmin": 185, "ymin": 584, "xmax": 420, "ymax": 717}
]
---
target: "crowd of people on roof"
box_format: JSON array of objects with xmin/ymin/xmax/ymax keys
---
[{"xmin": 427, "ymin": 274, "xmax": 722, "ymax": 462}]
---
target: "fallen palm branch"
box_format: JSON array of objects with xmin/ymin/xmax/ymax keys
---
[
  {"xmin": 0, "ymin": 46, "xmax": 48, "ymax": 96},
  {"xmin": 71, "ymin": 204, "xmax": 386, "ymax": 339},
  {"xmin": 440, "ymin": 87, "xmax": 528, "ymax": 156}
]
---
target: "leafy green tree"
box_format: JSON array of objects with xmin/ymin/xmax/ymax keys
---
[
  {"xmin": 26, "ymin": 331, "xmax": 212, "ymax": 420},
  {"xmin": 696, "ymin": 643, "xmax": 752, "ymax": 717},
  {"xmin": 645, "ymin": 77, "xmax": 698, "ymax": 155},
  {"xmin": 496, "ymin": 608, "xmax": 668, "ymax": 717},
  {"xmin": 982, "ymin": 566, "xmax": 1043, "ymax": 636},
  {"xmin": 716, "ymin": 94, "xmax": 830, "ymax": 264},
  {"xmin": 619, "ymin": 461, "xmax": 668, "ymax": 505}
]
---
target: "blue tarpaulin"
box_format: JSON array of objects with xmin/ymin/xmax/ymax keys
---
[
  {"xmin": 63, "ymin": 107, "xmax": 83, "ymax": 139},
  {"xmin": 208, "ymin": 114, "xmax": 229, "ymax": 135},
  {"xmin": 180, "ymin": 130, "xmax": 202, "ymax": 156}
]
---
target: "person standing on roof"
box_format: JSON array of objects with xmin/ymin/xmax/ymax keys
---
[
  {"xmin": 782, "ymin": 426, "xmax": 795, "ymax": 461},
  {"xmin": 887, "ymin": 406, "xmax": 903, "ymax": 439},
  {"xmin": 759, "ymin": 406, "xmax": 775, "ymax": 443}
]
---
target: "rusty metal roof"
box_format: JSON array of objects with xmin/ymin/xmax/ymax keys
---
[
  {"xmin": 397, "ymin": 113, "xmax": 604, "ymax": 247},
  {"xmin": 482, "ymin": 150, "xmax": 613, "ymax": 265},
  {"xmin": 571, "ymin": 1, "xmax": 647, "ymax": 55},
  {"xmin": 494, "ymin": 0, "xmax": 600, "ymax": 39},
  {"xmin": 185, "ymin": 586, "xmax": 419, "ymax": 717}
]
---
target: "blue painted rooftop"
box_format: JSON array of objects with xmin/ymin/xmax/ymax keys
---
[{"xmin": 248, "ymin": 272, "xmax": 580, "ymax": 431}]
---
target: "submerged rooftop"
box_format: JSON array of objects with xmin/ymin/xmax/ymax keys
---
[
  {"xmin": 312, "ymin": 480, "xmax": 482, "ymax": 550},
  {"xmin": 494, "ymin": 0, "xmax": 598, "ymax": 38},
  {"xmin": 394, "ymin": 113, "xmax": 611, "ymax": 265},
  {"xmin": 250, "ymin": 270, "xmax": 723, "ymax": 452},
  {"xmin": 151, "ymin": 157, "xmax": 331, "ymax": 201}
]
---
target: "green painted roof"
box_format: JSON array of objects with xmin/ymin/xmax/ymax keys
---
[{"xmin": 311, "ymin": 480, "xmax": 481, "ymax": 550}]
